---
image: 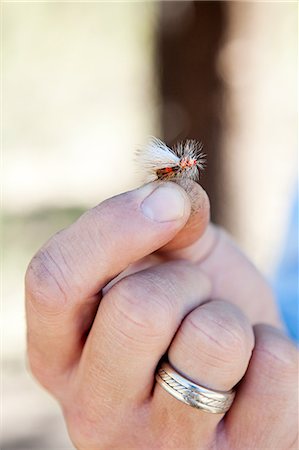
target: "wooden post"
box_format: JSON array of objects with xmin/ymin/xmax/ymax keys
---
[{"xmin": 157, "ymin": 1, "xmax": 227, "ymax": 224}]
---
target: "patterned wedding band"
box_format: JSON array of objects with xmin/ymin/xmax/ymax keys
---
[{"xmin": 155, "ymin": 361, "xmax": 236, "ymax": 414}]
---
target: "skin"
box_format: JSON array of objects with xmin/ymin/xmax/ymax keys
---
[{"xmin": 25, "ymin": 180, "xmax": 298, "ymax": 450}]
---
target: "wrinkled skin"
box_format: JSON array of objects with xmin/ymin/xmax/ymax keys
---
[{"xmin": 25, "ymin": 181, "xmax": 298, "ymax": 450}]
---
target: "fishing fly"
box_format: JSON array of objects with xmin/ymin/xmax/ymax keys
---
[{"xmin": 136, "ymin": 137, "xmax": 205, "ymax": 183}]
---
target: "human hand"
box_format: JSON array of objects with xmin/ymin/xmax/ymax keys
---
[{"xmin": 25, "ymin": 181, "xmax": 298, "ymax": 449}]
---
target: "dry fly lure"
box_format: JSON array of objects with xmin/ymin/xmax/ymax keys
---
[{"xmin": 136, "ymin": 137, "xmax": 206, "ymax": 183}]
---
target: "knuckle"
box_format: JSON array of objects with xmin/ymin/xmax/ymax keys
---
[
  {"xmin": 108, "ymin": 274, "xmax": 174, "ymax": 340},
  {"xmin": 25, "ymin": 243, "xmax": 70, "ymax": 313},
  {"xmin": 254, "ymin": 325, "xmax": 298, "ymax": 382},
  {"xmin": 183, "ymin": 302, "xmax": 253, "ymax": 366}
]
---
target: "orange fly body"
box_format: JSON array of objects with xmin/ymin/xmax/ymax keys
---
[{"xmin": 136, "ymin": 137, "xmax": 206, "ymax": 184}]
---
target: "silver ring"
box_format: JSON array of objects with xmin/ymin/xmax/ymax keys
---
[{"xmin": 155, "ymin": 361, "xmax": 235, "ymax": 414}]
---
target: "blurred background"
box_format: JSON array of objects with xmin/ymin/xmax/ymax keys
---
[{"xmin": 2, "ymin": 1, "xmax": 297, "ymax": 448}]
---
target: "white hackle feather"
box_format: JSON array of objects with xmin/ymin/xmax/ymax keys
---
[
  {"xmin": 136, "ymin": 136, "xmax": 206, "ymax": 183},
  {"xmin": 135, "ymin": 137, "xmax": 180, "ymax": 182}
]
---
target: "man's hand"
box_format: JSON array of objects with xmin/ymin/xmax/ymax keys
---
[{"xmin": 25, "ymin": 181, "xmax": 298, "ymax": 449}]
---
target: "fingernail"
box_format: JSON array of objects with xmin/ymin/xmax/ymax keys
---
[{"xmin": 141, "ymin": 184, "xmax": 187, "ymax": 222}]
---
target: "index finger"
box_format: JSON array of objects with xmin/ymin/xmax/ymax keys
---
[
  {"xmin": 160, "ymin": 179, "xmax": 210, "ymax": 252},
  {"xmin": 25, "ymin": 181, "xmax": 200, "ymax": 382}
]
